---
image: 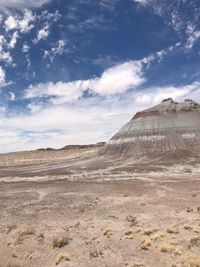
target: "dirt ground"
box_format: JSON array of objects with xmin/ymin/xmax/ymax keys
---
[{"xmin": 0, "ymin": 147, "xmax": 200, "ymax": 267}]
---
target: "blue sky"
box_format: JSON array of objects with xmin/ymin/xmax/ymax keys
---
[{"xmin": 0, "ymin": 0, "xmax": 199, "ymax": 152}]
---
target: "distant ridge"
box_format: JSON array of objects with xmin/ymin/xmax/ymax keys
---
[{"xmin": 37, "ymin": 142, "xmax": 106, "ymax": 152}]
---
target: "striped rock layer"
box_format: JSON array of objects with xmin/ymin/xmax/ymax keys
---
[{"xmin": 100, "ymin": 98, "xmax": 200, "ymax": 157}]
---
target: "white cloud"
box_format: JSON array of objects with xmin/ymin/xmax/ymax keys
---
[
  {"xmin": 40, "ymin": 10, "xmax": 61, "ymax": 22},
  {"xmin": 9, "ymin": 91, "xmax": 15, "ymax": 101},
  {"xmin": 22, "ymin": 43, "xmax": 30, "ymax": 53},
  {"xmin": 133, "ymin": 0, "xmax": 149, "ymax": 5},
  {"xmin": 4, "ymin": 16, "xmax": 18, "ymax": 31},
  {"xmin": 1, "ymin": 80, "xmax": 200, "ymax": 153},
  {"xmin": 24, "ymin": 60, "xmax": 145, "ymax": 103},
  {"xmin": 0, "ymin": 66, "xmax": 6, "ymax": 88},
  {"xmin": 9, "ymin": 31, "xmax": 18, "ymax": 48},
  {"xmin": 25, "ymin": 81, "xmax": 84, "ymax": 104},
  {"xmin": 0, "ymin": 51, "xmax": 12, "ymax": 64},
  {"xmin": 44, "ymin": 40, "xmax": 65, "ymax": 62},
  {"xmin": 5, "ymin": 9, "xmax": 35, "ymax": 33},
  {"xmin": 135, "ymin": 81, "xmax": 200, "ymax": 106},
  {"xmin": 0, "ymin": 0, "xmax": 51, "ymax": 10},
  {"xmin": 0, "ymin": 103, "xmax": 131, "ymax": 152},
  {"xmin": 34, "ymin": 25, "xmax": 49, "ymax": 43},
  {"xmin": 186, "ymin": 30, "xmax": 200, "ymax": 50}
]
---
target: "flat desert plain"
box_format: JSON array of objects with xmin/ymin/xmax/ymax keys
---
[{"xmin": 0, "ymin": 147, "xmax": 200, "ymax": 267}]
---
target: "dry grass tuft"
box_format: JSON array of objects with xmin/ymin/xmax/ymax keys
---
[
  {"xmin": 55, "ymin": 252, "xmax": 70, "ymax": 265},
  {"xmin": 189, "ymin": 236, "xmax": 200, "ymax": 248},
  {"xmin": 167, "ymin": 227, "xmax": 179, "ymax": 234},
  {"xmin": 15, "ymin": 229, "xmax": 35, "ymax": 244},
  {"xmin": 53, "ymin": 235, "xmax": 71, "ymax": 248},
  {"xmin": 152, "ymin": 231, "xmax": 165, "ymax": 241},
  {"xmin": 184, "ymin": 224, "xmax": 192, "ymax": 230},
  {"xmin": 103, "ymin": 229, "xmax": 113, "ymax": 238},
  {"xmin": 183, "ymin": 254, "xmax": 200, "ymax": 267},
  {"xmin": 140, "ymin": 236, "xmax": 151, "ymax": 250},
  {"xmin": 159, "ymin": 242, "xmax": 172, "ymax": 253},
  {"xmin": 142, "ymin": 228, "xmax": 156, "ymax": 236},
  {"xmin": 125, "ymin": 230, "xmax": 134, "ymax": 239}
]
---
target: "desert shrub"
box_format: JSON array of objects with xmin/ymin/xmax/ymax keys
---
[{"xmin": 53, "ymin": 235, "xmax": 70, "ymax": 248}]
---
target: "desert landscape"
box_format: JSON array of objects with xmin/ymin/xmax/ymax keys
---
[
  {"xmin": 0, "ymin": 1, "xmax": 199, "ymax": 266},
  {"xmin": 1, "ymin": 122, "xmax": 200, "ymax": 267},
  {"xmin": 1, "ymin": 147, "xmax": 200, "ymax": 267}
]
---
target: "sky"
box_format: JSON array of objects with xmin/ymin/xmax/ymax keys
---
[{"xmin": 0, "ymin": 0, "xmax": 199, "ymax": 152}]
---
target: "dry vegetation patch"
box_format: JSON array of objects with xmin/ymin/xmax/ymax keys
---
[
  {"xmin": 103, "ymin": 229, "xmax": 113, "ymax": 238},
  {"xmin": 140, "ymin": 236, "xmax": 151, "ymax": 250},
  {"xmin": 159, "ymin": 242, "xmax": 173, "ymax": 253},
  {"xmin": 15, "ymin": 229, "xmax": 35, "ymax": 244},
  {"xmin": 55, "ymin": 252, "xmax": 71, "ymax": 265},
  {"xmin": 53, "ymin": 235, "xmax": 71, "ymax": 248}
]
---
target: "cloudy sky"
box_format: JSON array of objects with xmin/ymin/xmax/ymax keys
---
[{"xmin": 0, "ymin": 0, "xmax": 199, "ymax": 152}]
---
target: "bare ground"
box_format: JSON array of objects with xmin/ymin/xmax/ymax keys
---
[{"xmin": 0, "ymin": 147, "xmax": 200, "ymax": 267}]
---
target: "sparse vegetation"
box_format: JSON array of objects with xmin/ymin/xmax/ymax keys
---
[
  {"xmin": 103, "ymin": 229, "xmax": 113, "ymax": 238},
  {"xmin": 15, "ymin": 229, "xmax": 35, "ymax": 244},
  {"xmin": 125, "ymin": 230, "xmax": 134, "ymax": 239},
  {"xmin": 189, "ymin": 236, "xmax": 200, "ymax": 248},
  {"xmin": 53, "ymin": 235, "xmax": 71, "ymax": 248},
  {"xmin": 167, "ymin": 227, "xmax": 179, "ymax": 234},
  {"xmin": 152, "ymin": 231, "xmax": 165, "ymax": 241},
  {"xmin": 55, "ymin": 252, "xmax": 70, "ymax": 265},
  {"xmin": 159, "ymin": 242, "xmax": 172, "ymax": 253},
  {"xmin": 142, "ymin": 227, "xmax": 156, "ymax": 236},
  {"xmin": 140, "ymin": 236, "xmax": 151, "ymax": 250}
]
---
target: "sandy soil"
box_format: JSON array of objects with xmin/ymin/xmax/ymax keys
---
[{"xmin": 0, "ymin": 147, "xmax": 200, "ymax": 267}]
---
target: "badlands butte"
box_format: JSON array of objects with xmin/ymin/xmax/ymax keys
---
[{"xmin": 0, "ymin": 98, "xmax": 200, "ymax": 267}]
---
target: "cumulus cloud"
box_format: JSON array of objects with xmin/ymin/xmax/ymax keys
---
[
  {"xmin": 24, "ymin": 60, "xmax": 145, "ymax": 104},
  {"xmin": 5, "ymin": 9, "xmax": 35, "ymax": 33}
]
